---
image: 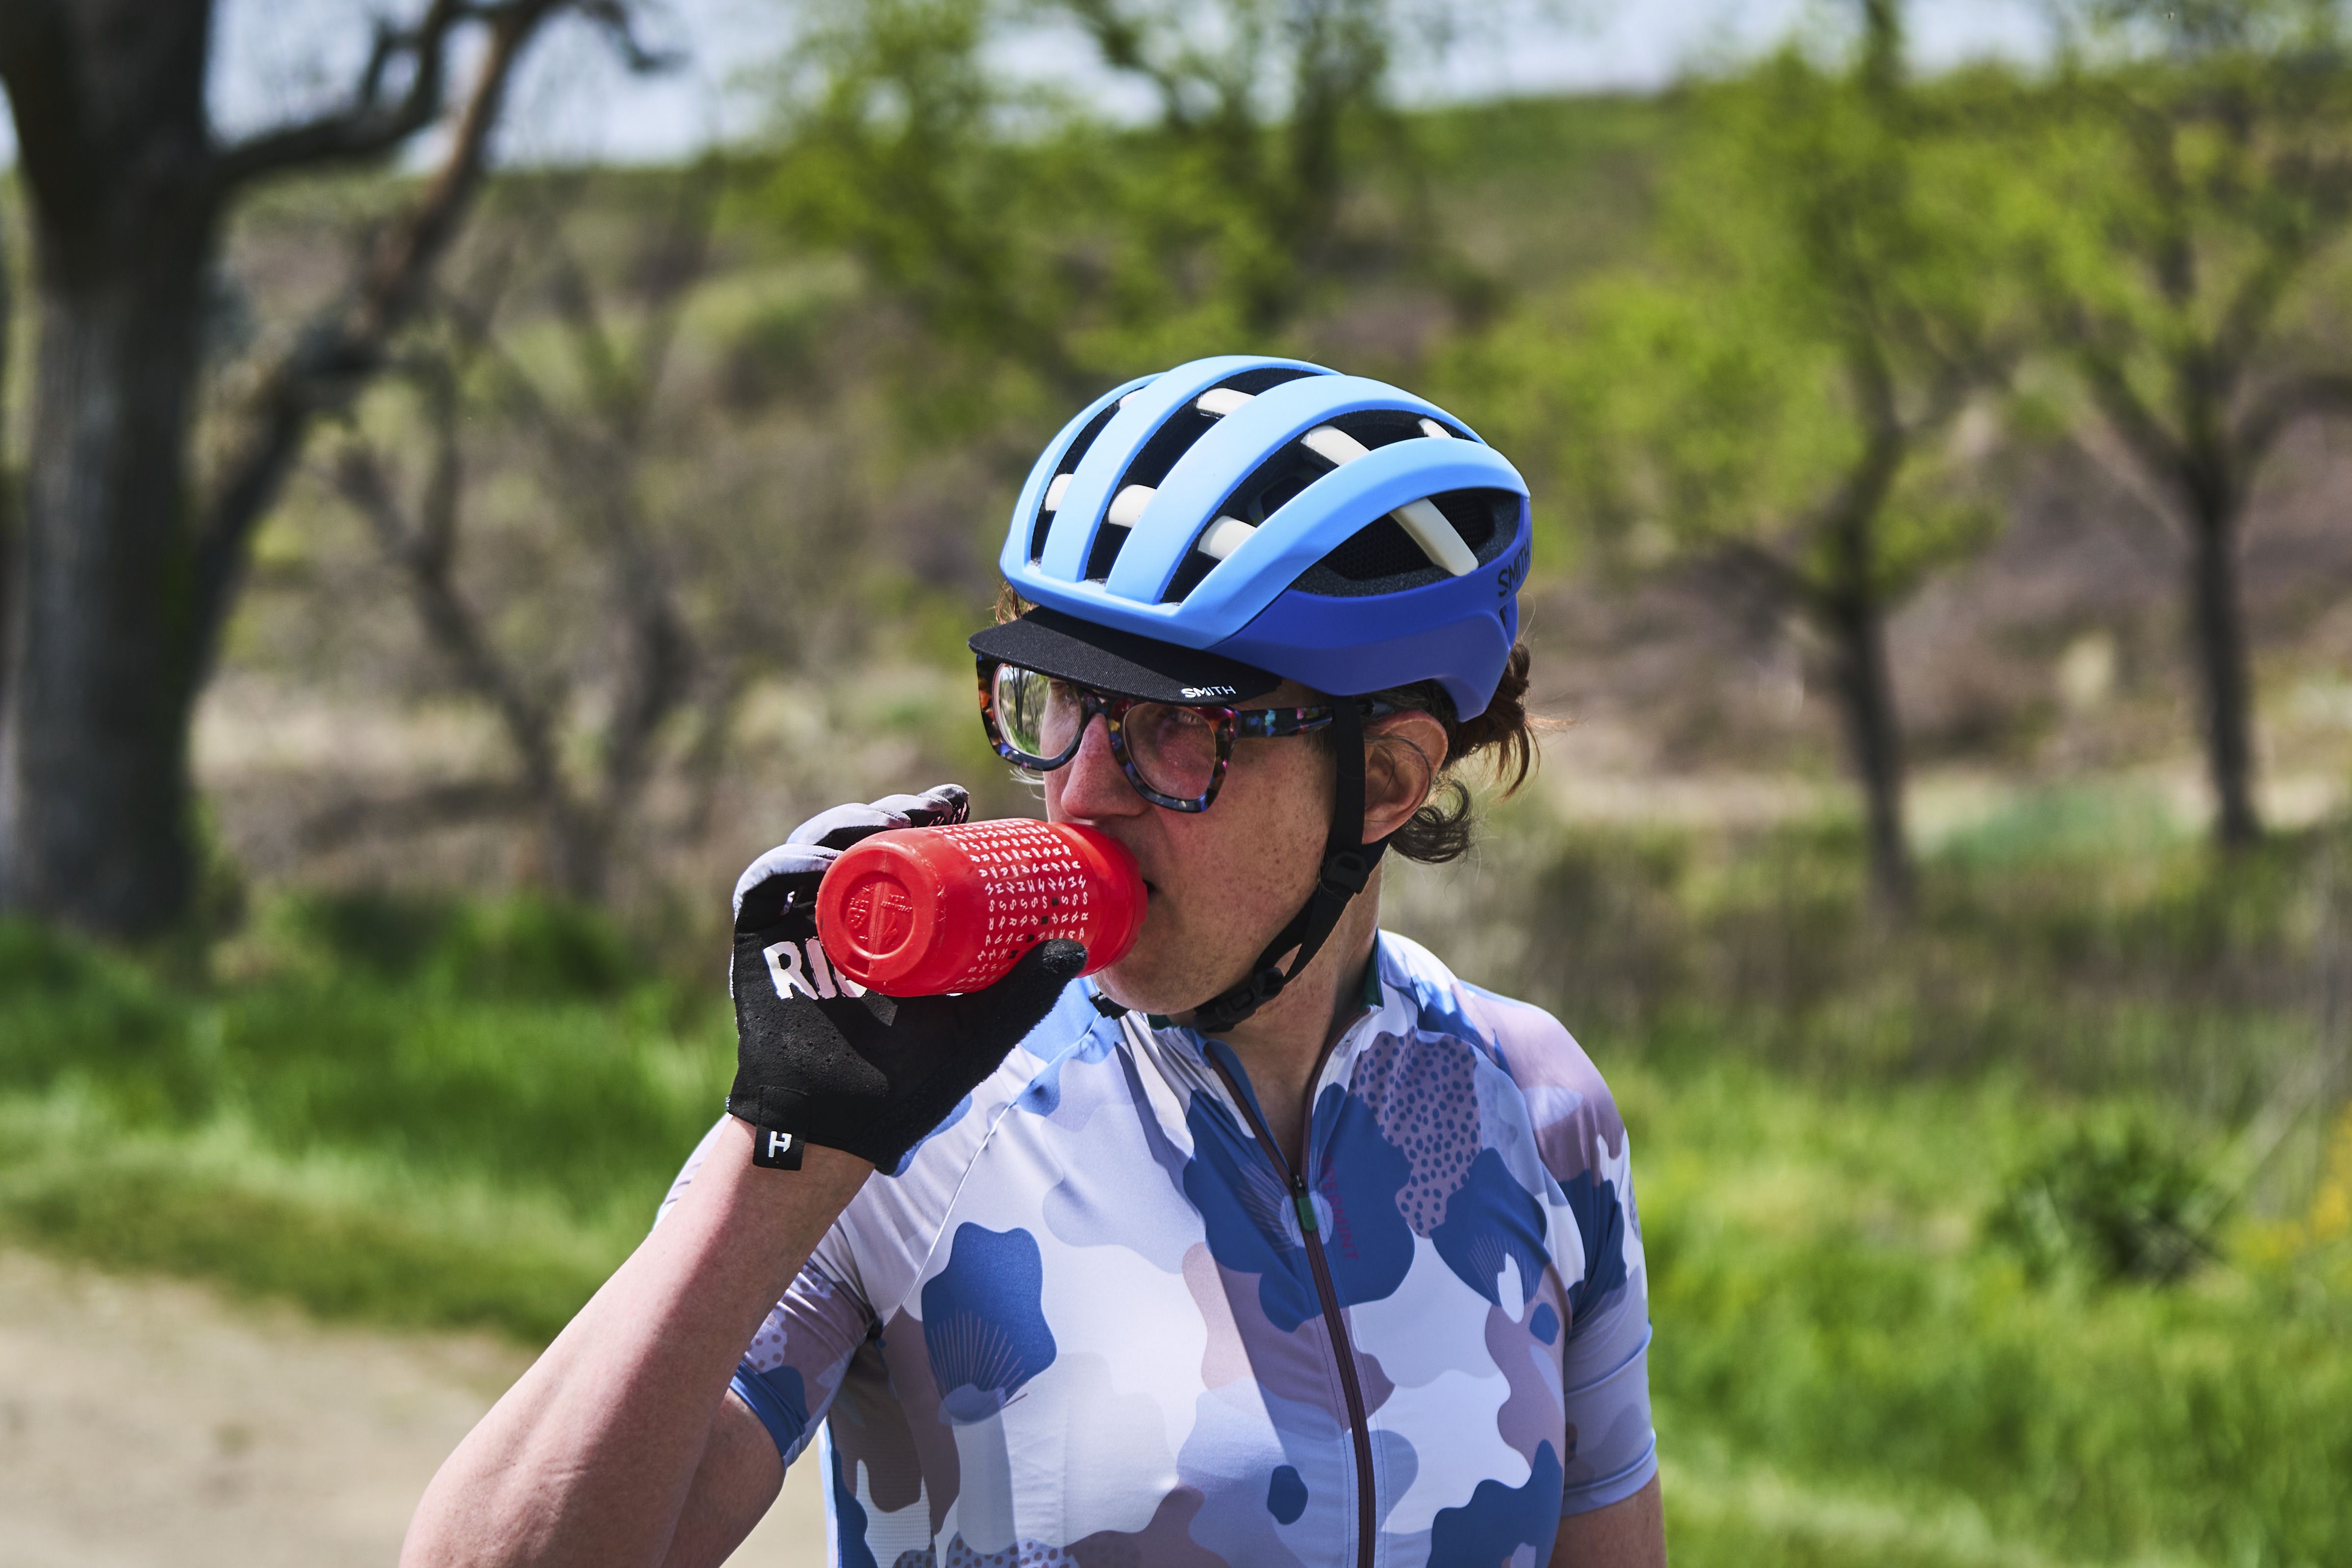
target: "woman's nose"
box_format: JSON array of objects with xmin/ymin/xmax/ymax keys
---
[{"xmin": 1054, "ymin": 710, "xmax": 1146, "ymax": 819}]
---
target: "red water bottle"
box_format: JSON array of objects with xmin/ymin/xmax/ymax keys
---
[{"xmin": 815, "ymin": 820, "xmax": 1146, "ymax": 996}]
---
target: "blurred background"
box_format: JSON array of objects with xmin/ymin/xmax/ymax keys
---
[{"xmin": 2, "ymin": 0, "xmax": 2350, "ymax": 1564}]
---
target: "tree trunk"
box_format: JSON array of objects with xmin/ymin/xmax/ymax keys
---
[
  {"xmin": 1822, "ymin": 514, "xmax": 1914, "ymax": 916},
  {"xmin": 0, "ymin": 242, "xmax": 215, "ymax": 935},
  {"xmin": 0, "ymin": 0, "xmax": 588, "ymax": 937},
  {"xmin": 547, "ymin": 804, "xmax": 612, "ymax": 905},
  {"xmin": 0, "ymin": 199, "xmax": 15, "ymax": 738},
  {"xmin": 0, "ymin": 0, "xmax": 217, "ymax": 937},
  {"xmin": 2185, "ymin": 501, "xmax": 2262, "ymax": 848}
]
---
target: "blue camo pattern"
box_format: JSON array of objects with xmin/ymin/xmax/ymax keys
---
[{"xmin": 660, "ymin": 932, "xmax": 1656, "ymax": 1566}]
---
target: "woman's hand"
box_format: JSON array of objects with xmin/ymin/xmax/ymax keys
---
[{"xmin": 725, "ymin": 784, "xmax": 1084, "ymax": 1172}]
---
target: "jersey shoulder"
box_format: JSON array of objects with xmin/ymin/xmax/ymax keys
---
[
  {"xmin": 827, "ymin": 978, "xmax": 1115, "ymax": 1312},
  {"xmin": 1375, "ymin": 930, "xmax": 1629, "ymax": 1185},
  {"xmin": 887, "ymin": 975, "xmax": 1113, "ymax": 1169}
]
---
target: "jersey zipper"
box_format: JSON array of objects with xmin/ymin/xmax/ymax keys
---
[{"xmin": 1209, "ymin": 1050, "xmax": 1378, "ymax": 1568}]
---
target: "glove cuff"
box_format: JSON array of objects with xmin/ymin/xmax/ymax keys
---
[{"xmin": 728, "ymin": 1085, "xmax": 814, "ymax": 1170}]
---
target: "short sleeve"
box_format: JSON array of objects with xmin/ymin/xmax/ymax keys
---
[
  {"xmin": 1468, "ymin": 993, "xmax": 1658, "ymax": 1517},
  {"xmin": 727, "ymin": 1251, "xmax": 873, "ymax": 1465},
  {"xmin": 657, "ymin": 1118, "xmax": 876, "ymax": 1468},
  {"xmin": 1555, "ymin": 1149, "xmax": 1655, "ymax": 1515}
]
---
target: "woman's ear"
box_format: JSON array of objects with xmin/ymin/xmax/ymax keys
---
[{"xmin": 1362, "ymin": 710, "xmax": 1450, "ymax": 843}]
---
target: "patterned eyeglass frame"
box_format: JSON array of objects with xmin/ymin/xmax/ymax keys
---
[{"xmin": 976, "ymin": 657, "xmax": 1389, "ymax": 813}]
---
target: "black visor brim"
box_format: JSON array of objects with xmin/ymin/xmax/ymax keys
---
[{"xmin": 969, "ymin": 608, "xmax": 1282, "ymax": 706}]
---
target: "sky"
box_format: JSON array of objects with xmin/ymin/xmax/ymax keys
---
[{"xmin": 0, "ymin": 0, "xmax": 2056, "ymax": 169}]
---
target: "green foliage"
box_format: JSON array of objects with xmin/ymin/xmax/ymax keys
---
[
  {"xmin": 2015, "ymin": 12, "xmax": 2352, "ymax": 401},
  {"xmin": 1431, "ymin": 23, "xmax": 2043, "ymax": 907},
  {"xmin": 266, "ymin": 890, "xmax": 650, "ymax": 1001},
  {"xmin": 762, "ymin": 0, "xmax": 1443, "ymax": 426},
  {"xmin": 1985, "ymin": 1121, "xmax": 2218, "ymax": 1283},
  {"xmin": 1930, "ymin": 783, "xmax": 2180, "ymax": 871},
  {"xmin": 1453, "ymin": 44, "xmax": 2020, "ymax": 598},
  {"xmin": 2066, "ymin": 0, "xmax": 2352, "ymax": 62},
  {"xmin": 281, "ymin": 888, "xmax": 458, "ymax": 982},
  {"xmin": 770, "ymin": 0, "xmax": 1082, "ymax": 417}
]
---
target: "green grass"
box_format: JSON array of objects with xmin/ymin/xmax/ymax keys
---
[
  {"xmin": 0, "ymin": 899, "xmax": 735, "ymax": 1339},
  {"xmin": 1627, "ymin": 1064, "xmax": 2352, "ymax": 1567},
  {"xmin": 1393, "ymin": 793, "xmax": 2341, "ymax": 1114},
  {"xmin": 0, "ymin": 1097, "xmax": 618, "ymax": 1339},
  {"xmin": 4, "ymin": 815, "xmax": 2350, "ymax": 1566}
]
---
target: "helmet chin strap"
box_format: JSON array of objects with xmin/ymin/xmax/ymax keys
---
[{"xmin": 1190, "ymin": 698, "xmax": 1387, "ymax": 1035}]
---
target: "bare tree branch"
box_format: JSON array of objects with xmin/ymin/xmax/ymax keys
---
[
  {"xmin": 207, "ymin": 0, "xmax": 476, "ymax": 193},
  {"xmin": 188, "ymin": 0, "xmax": 573, "ymax": 691},
  {"xmin": 521, "ymin": 198, "xmax": 713, "ymax": 820},
  {"xmin": 2129, "ymin": 101, "xmax": 2200, "ymax": 314},
  {"xmin": 298, "ymin": 779, "xmax": 537, "ymax": 854},
  {"xmin": 2235, "ymin": 369, "xmax": 2352, "ymax": 461},
  {"xmin": 673, "ymin": 663, "xmax": 746, "ymax": 844},
  {"xmin": 1063, "ymin": 0, "xmax": 1199, "ymax": 131},
  {"xmin": 329, "ymin": 180, "xmax": 725, "ymax": 895},
  {"xmin": 575, "ymin": 0, "xmax": 686, "ymax": 74},
  {"xmin": 333, "ymin": 402, "xmax": 571, "ymax": 818},
  {"xmin": 2211, "ymin": 238, "xmax": 2314, "ymax": 385},
  {"xmin": 2071, "ymin": 337, "xmax": 2189, "ymax": 494},
  {"xmin": 210, "ymin": 0, "xmax": 677, "ymax": 194}
]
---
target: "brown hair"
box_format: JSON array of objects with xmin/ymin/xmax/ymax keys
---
[
  {"xmin": 992, "ymin": 587, "xmax": 1540, "ymax": 861},
  {"xmin": 1358, "ymin": 642, "xmax": 1540, "ymax": 864}
]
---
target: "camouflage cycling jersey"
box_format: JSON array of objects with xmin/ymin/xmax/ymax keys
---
[{"xmin": 660, "ymin": 932, "xmax": 1655, "ymax": 1568}]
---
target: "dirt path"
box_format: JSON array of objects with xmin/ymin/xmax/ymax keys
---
[{"xmin": 0, "ymin": 1250, "xmax": 825, "ymax": 1567}]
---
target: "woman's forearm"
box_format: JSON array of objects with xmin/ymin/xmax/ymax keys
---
[{"xmin": 400, "ymin": 1123, "xmax": 869, "ymax": 1568}]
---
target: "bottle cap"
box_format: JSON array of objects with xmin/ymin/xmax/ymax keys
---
[{"xmin": 818, "ymin": 821, "xmax": 1145, "ymax": 995}]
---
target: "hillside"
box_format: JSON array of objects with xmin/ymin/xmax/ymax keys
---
[{"xmin": 183, "ymin": 92, "xmax": 2352, "ymax": 916}]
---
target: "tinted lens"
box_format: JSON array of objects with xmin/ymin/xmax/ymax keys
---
[
  {"xmin": 991, "ymin": 664, "xmax": 1083, "ymax": 764},
  {"xmin": 1122, "ymin": 702, "xmax": 1222, "ymax": 802}
]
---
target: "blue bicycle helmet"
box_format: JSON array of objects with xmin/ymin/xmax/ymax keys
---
[
  {"xmin": 971, "ymin": 354, "xmax": 1531, "ymax": 719},
  {"xmin": 969, "ymin": 354, "xmax": 1534, "ymax": 1031}
]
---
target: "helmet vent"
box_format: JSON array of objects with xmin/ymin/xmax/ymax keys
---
[
  {"xmin": 1217, "ymin": 365, "xmax": 1322, "ymax": 397},
  {"xmin": 1113, "ymin": 368, "xmax": 1316, "ymax": 499},
  {"xmin": 1071, "ymin": 367, "xmax": 1316, "ymax": 590},
  {"xmin": 1320, "ymin": 515, "xmax": 1441, "ymax": 582},
  {"xmin": 1164, "ymin": 410, "xmax": 1485, "ymax": 602},
  {"xmin": 1163, "ymin": 545, "xmax": 1222, "ymax": 602},
  {"xmin": 1030, "ymin": 397, "xmax": 1126, "ymax": 561},
  {"xmin": 1325, "ymin": 408, "xmax": 1470, "ymax": 449},
  {"xmin": 1292, "ymin": 489, "xmax": 1518, "ymax": 598},
  {"xmin": 1084, "ymin": 523, "xmax": 1131, "ymax": 581}
]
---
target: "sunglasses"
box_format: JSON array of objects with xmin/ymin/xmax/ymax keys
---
[{"xmin": 977, "ymin": 658, "xmax": 1387, "ymax": 812}]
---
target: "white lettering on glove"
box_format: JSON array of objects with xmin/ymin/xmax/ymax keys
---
[
  {"xmin": 765, "ymin": 940, "xmax": 822, "ymax": 1000},
  {"xmin": 763, "ymin": 938, "xmax": 866, "ymax": 1001}
]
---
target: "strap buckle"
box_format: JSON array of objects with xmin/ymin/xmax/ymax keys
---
[{"xmin": 1319, "ymin": 850, "xmax": 1372, "ymax": 897}]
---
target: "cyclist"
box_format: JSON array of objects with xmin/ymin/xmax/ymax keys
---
[{"xmin": 405, "ymin": 356, "xmax": 1662, "ymax": 1568}]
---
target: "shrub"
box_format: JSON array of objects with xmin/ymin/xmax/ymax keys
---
[{"xmin": 1984, "ymin": 1123, "xmax": 2217, "ymax": 1284}]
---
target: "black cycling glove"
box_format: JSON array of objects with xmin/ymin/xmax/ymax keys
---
[{"xmin": 726, "ymin": 784, "xmax": 1084, "ymax": 1173}]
